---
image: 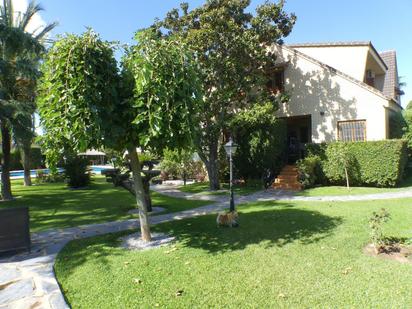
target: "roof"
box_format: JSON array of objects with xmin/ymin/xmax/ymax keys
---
[
  {"xmin": 78, "ymin": 149, "xmax": 106, "ymax": 156},
  {"xmin": 287, "ymin": 41, "xmax": 388, "ymax": 71},
  {"xmin": 379, "ymin": 50, "xmax": 398, "ymax": 100},
  {"xmin": 278, "ymin": 44, "xmax": 393, "ymax": 102},
  {"xmin": 287, "ymin": 41, "xmax": 371, "ymax": 48}
]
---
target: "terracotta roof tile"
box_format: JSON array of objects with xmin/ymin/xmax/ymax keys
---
[{"xmin": 379, "ymin": 51, "xmax": 398, "ymax": 100}]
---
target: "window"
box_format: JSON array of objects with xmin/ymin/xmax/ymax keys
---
[
  {"xmin": 267, "ymin": 68, "xmax": 284, "ymax": 93},
  {"xmin": 338, "ymin": 120, "xmax": 366, "ymax": 142}
]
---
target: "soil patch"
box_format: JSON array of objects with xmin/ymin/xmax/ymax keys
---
[
  {"xmin": 119, "ymin": 232, "xmax": 175, "ymax": 251},
  {"xmin": 364, "ymin": 243, "xmax": 412, "ymax": 264}
]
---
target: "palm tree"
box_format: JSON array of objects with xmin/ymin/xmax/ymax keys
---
[{"xmin": 0, "ymin": 0, "xmax": 56, "ymax": 199}]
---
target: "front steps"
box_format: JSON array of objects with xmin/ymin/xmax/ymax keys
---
[{"xmin": 273, "ymin": 165, "xmax": 302, "ymax": 191}]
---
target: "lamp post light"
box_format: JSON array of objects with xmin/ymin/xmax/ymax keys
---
[{"xmin": 224, "ymin": 138, "xmax": 238, "ymax": 212}]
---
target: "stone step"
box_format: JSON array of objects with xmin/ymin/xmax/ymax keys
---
[
  {"xmin": 273, "ymin": 184, "xmax": 302, "ymax": 191},
  {"xmin": 277, "ymin": 175, "xmax": 299, "ymax": 181},
  {"xmin": 272, "ymin": 165, "xmax": 301, "ymax": 191}
]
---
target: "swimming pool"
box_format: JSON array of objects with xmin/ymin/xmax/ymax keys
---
[{"xmin": 2, "ymin": 166, "xmax": 113, "ymax": 179}]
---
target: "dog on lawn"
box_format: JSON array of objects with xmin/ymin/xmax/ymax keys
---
[{"xmin": 216, "ymin": 211, "xmax": 239, "ymax": 227}]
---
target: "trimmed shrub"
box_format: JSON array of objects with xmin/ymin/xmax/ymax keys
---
[
  {"xmin": 296, "ymin": 155, "xmax": 321, "ymax": 188},
  {"xmin": 64, "ymin": 156, "xmax": 91, "ymax": 188},
  {"xmin": 305, "ymin": 143, "xmax": 327, "ymax": 160},
  {"xmin": 322, "ymin": 140, "xmax": 407, "ymax": 187}
]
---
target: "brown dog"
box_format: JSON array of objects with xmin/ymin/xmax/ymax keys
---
[{"xmin": 216, "ymin": 211, "xmax": 239, "ymax": 227}]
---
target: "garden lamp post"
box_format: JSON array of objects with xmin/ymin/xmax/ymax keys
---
[{"xmin": 224, "ymin": 138, "xmax": 238, "ymax": 212}]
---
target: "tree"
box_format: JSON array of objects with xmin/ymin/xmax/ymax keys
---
[
  {"xmin": 153, "ymin": 0, "xmax": 296, "ymax": 190},
  {"xmin": 0, "ymin": 0, "xmax": 56, "ymax": 198},
  {"xmin": 231, "ymin": 102, "xmax": 286, "ymax": 183},
  {"xmin": 38, "ymin": 30, "xmax": 201, "ymax": 242}
]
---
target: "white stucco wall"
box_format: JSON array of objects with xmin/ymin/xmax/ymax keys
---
[
  {"xmin": 293, "ymin": 46, "xmax": 369, "ymax": 82},
  {"xmin": 270, "ymin": 45, "xmax": 400, "ymax": 143}
]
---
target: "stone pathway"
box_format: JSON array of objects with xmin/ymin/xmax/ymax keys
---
[
  {"xmin": 153, "ymin": 184, "xmax": 412, "ymax": 203},
  {"xmin": 2, "ymin": 185, "xmax": 412, "ymax": 308}
]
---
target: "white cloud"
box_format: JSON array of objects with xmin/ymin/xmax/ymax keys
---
[{"xmin": 12, "ymin": 0, "xmax": 47, "ymax": 35}]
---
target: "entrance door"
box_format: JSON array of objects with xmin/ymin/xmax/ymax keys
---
[{"xmin": 285, "ymin": 115, "xmax": 311, "ymax": 163}]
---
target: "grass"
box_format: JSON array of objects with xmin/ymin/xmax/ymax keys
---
[
  {"xmin": 297, "ymin": 172, "xmax": 412, "ymax": 197},
  {"xmin": 0, "ymin": 177, "xmax": 210, "ymax": 232},
  {"xmin": 179, "ymin": 181, "xmax": 262, "ymax": 196},
  {"xmin": 55, "ymin": 198, "xmax": 412, "ymax": 308}
]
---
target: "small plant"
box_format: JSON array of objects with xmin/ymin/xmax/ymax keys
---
[
  {"xmin": 369, "ymin": 208, "xmax": 391, "ymax": 253},
  {"xmin": 35, "ymin": 170, "xmax": 65, "ymax": 184}
]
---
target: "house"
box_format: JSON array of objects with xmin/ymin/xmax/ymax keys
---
[{"xmin": 268, "ymin": 42, "xmax": 403, "ymax": 157}]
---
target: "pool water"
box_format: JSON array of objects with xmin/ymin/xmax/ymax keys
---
[{"xmin": 2, "ymin": 166, "xmax": 113, "ymax": 178}]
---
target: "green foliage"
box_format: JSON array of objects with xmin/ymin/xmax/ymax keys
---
[
  {"xmin": 388, "ymin": 111, "xmax": 407, "ymax": 139},
  {"xmin": 231, "ymin": 103, "xmax": 286, "ymax": 182},
  {"xmin": 322, "ymin": 140, "xmax": 408, "ymax": 187},
  {"xmin": 121, "ymin": 29, "xmax": 202, "ymax": 153},
  {"xmin": 402, "ymin": 108, "xmax": 412, "ymax": 151},
  {"xmin": 369, "ymin": 208, "xmax": 391, "ymax": 251},
  {"xmin": 305, "ymin": 143, "xmax": 327, "ymax": 160},
  {"xmin": 160, "ymin": 148, "xmax": 205, "ymax": 182},
  {"xmin": 324, "ymin": 142, "xmax": 354, "ymax": 188},
  {"xmin": 296, "ymin": 155, "xmax": 321, "ymax": 189},
  {"xmin": 153, "ymin": 0, "xmax": 296, "ymax": 189},
  {"xmin": 0, "ymin": 147, "xmax": 43, "ymax": 170},
  {"xmin": 35, "ymin": 170, "xmax": 65, "ymax": 184},
  {"xmin": 63, "ymin": 156, "xmax": 91, "ymax": 188},
  {"xmin": 37, "ymin": 30, "xmax": 119, "ymax": 167}
]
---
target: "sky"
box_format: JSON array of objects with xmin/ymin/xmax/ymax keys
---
[{"xmin": 16, "ymin": 0, "xmax": 412, "ymax": 106}]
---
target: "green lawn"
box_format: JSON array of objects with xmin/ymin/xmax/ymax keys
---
[
  {"xmin": 179, "ymin": 181, "xmax": 262, "ymax": 196},
  {"xmin": 297, "ymin": 173, "xmax": 412, "ymax": 197},
  {"xmin": 55, "ymin": 198, "xmax": 412, "ymax": 308},
  {"xmin": 0, "ymin": 177, "xmax": 210, "ymax": 232}
]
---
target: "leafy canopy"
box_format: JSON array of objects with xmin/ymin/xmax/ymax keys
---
[
  {"xmin": 153, "ymin": 0, "xmax": 296, "ymax": 189},
  {"xmin": 118, "ymin": 29, "xmax": 202, "ymax": 153},
  {"xmin": 37, "ymin": 29, "xmax": 202, "ymax": 166},
  {"xmin": 37, "ymin": 30, "xmax": 119, "ymax": 166}
]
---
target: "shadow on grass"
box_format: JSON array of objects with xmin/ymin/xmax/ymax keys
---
[
  {"xmin": 155, "ymin": 203, "xmax": 342, "ymax": 254},
  {"xmin": 55, "ymin": 202, "xmax": 342, "ymax": 282}
]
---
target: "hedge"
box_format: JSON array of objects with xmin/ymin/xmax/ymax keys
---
[{"xmin": 303, "ymin": 140, "xmax": 408, "ymax": 187}]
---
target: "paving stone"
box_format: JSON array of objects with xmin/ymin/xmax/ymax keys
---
[
  {"xmin": 0, "ymin": 297, "xmax": 42, "ymax": 309},
  {"xmin": 0, "ymin": 267, "xmax": 21, "ymax": 286},
  {"xmin": 0, "ymin": 278, "xmax": 34, "ymax": 305},
  {"xmin": 48, "ymin": 292, "xmax": 69, "ymax": 309},
  {"xmin": 39, "ymin": 280, "xmax": 60, "ymax": 294}
]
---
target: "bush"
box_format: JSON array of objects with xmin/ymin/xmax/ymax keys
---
[
  {"xmin": 296, "ymin": 155, "xmax": 321, "ymax": 188},
  {"xmin": 231, "ymin": 103, "xmax": 286, "ymax": 184},
  {"xmin": 322, "ymin": 140, "xmax": 407, "ymax": 187},
  {"xmin": 35, "ymin": 170, "xmax": 65, "ymax": 184},
  {"xmin": 160, "ymin": 149, "xmax": 206, "ymax": 183},
  {"xmin": 64, "ymin": 156, "xmax": 91, "ymax": 188},
  {"xmin": 305, "ymin": 143, "xmax": 327, "ymax": 160}
]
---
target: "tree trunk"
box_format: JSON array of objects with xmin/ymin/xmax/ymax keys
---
[
  {"xmin": 22, "ymin": 143, "xmax": 32, "ymax": 186},
  {"xmin": 183, "ymin": 171, "xmax": 187, "ymax": 186},
  {"xmin": 344, "ymin": 166, "xmax": 350, "ymax": 189},
  {"xmin": 128, "ymin": 146, "xmax": 152, "ymax": 242},
  {"xmin": 1, "ymin": 122, "xmax": 13, "ymax": 200},
  {"xmin": 205, "ymin": 141, "xmax": 220, "ymax": 190}
]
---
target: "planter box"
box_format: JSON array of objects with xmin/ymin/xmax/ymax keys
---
[{"xmin": 0, "ymin": 207, "xmax": 30, "ymax": 254}]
